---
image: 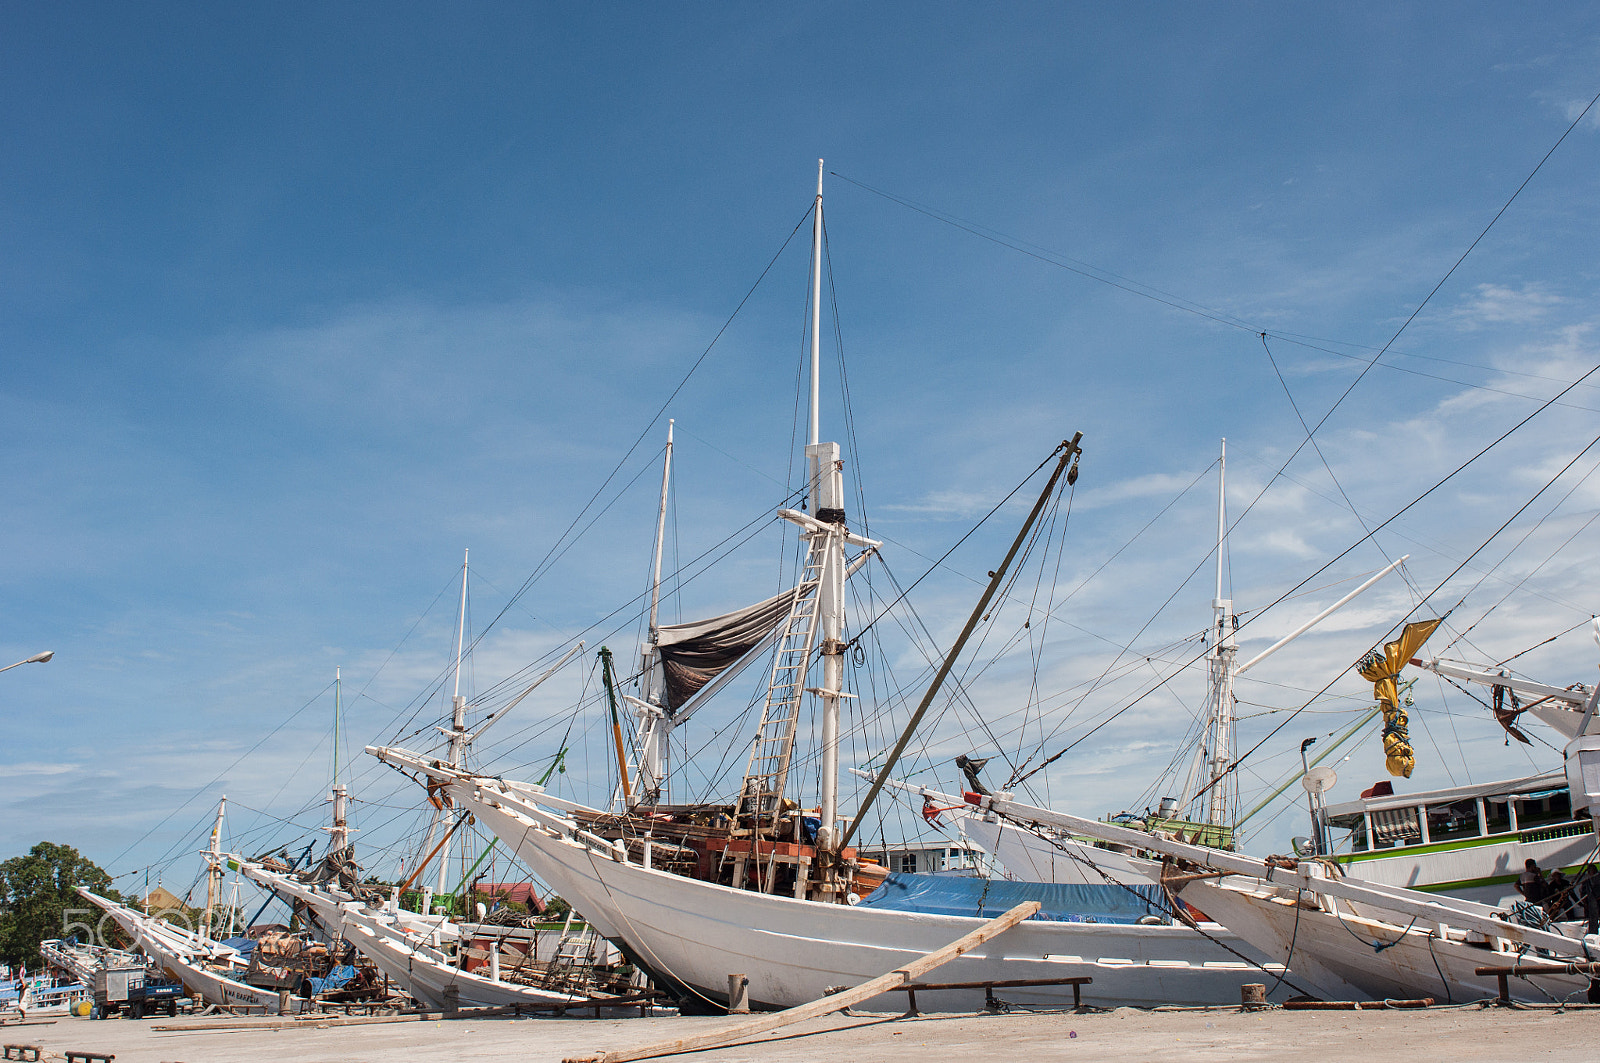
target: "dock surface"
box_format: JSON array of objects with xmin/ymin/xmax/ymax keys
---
[{"xmin": 9, "ymin": 1006, "xmax": 1592, "ymax": 1062}]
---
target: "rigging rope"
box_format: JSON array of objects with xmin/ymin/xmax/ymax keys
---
[
  {"xmin": 1200, "ymin": 418, "xmax": 1600, "ymax": 800},
  {"xmin": 846, "ymin": 446, "xmax": 1064, "ymax": 651},
  {"xmin": 467, "ymin": 205, "xmax": 816, "ymax": 668},
  {"xmin": 831, "ymin": 87, "xmax": 1600, "ymax": 413}
]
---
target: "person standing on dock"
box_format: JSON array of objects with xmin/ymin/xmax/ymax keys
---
[
  {"xmin": 1545, "ymin": 869, "xmax": 1575, "ymax": 921},
  {"xmin": 1577, "ymin": 864, "xmax": 1600, "ymax": 936},
  {"xmin": 1517, "ymin": 859, "xmax": 1548, "ymax": 904}
]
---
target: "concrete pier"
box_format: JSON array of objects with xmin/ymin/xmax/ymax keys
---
[{"xmin": 4, "ymin": 1004, "xmax": 1592, "ymax": 1063}]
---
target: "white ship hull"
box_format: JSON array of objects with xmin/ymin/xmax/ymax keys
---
[
  {"xmin": 1177, "ymin": 874, "xmax": 1594, "ymax": 1004},
  {"xmin": 915, "ymin": 785, "xmax": 1600, "ymax": 1005},
  {"xmin": 81, "ymin": 892, "xmax": 282, "ymax": 1013},
  {"xmin": 234, "ymin": 861, "xmax": 585, "ymax": 1011},
  {"xmin": 383, "ymin": 754, "xmax": 1291, "ymax": 1010},
  {"xmin": 879, "ymin": 782, "xmax": 1600, "ymax": 1004}
]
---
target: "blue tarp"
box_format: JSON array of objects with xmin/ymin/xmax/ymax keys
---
[
  {"xmin": 857, "ymin": 873, "xmax": 1168, "ymax": 924},
  {"xmin": 307, "ymin": 965, "xmax": 357, "ymax": 996},
  {"xmin": 220, "ymin": 936, "xmax": 256, "ymax": 955}
]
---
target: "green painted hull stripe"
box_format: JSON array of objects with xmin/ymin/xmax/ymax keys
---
[
  {"xmin": 1337, "ymin": 864, "xmax": 1594, "ymax": 895},
  {"xmin": 1339, "ymin": 834, "xmax": 1506, "ymax": 863},
  {"xmin": 1336, "ymin": 825, "xmax": 1591, "ymax": 864}
]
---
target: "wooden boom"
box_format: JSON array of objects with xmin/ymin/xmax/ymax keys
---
[{"xmin": 562, "ymin": 899, "xmax": 1042, "ymax": 1063}]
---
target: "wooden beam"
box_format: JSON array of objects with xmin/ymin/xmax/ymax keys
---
[{"xmin": 561, "ymin": 899, "xmax": 1041, "ymax": 1063}]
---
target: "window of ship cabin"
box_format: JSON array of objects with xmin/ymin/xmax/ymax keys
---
[
  {"xmin": 1424, "ymin": 800, "xmax": 1480, "ymax": 843},
  {"xmin": 897, "ymin": 853, "xmax": 918, "ymax": 874},
  {"xmin": 1515, "ymin": 791, "xmax": 1571, "ymax": 829},
  {"xmin": 1485, "ymin": 798, "xmax": 1514, "ymax": 834},
  {"xmin": 1369, "ymin": 806, "xmax": 1422, "ymax": 848}
]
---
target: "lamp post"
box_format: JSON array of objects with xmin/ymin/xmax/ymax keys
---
[
  {"xmin": 0, "ymin": 650, "xmax": 53, "ymax": 674},
  {"xmin": 1300, "ymin": 736, "xmax": 1319, "ymax": 854}
]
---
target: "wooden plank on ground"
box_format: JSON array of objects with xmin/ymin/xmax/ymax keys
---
[{"xmin": 562, "ymin": 899, "xmax": 1041, "ymax": 1063}]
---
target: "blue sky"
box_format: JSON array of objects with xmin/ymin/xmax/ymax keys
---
[{"xmin": 5, "ymin": 4, "xmax": 1600, "ymax": 899}]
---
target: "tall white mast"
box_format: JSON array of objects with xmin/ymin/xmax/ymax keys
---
[
  {"xmin": 200, "ymin": 795, "xmax": 226, "ymax": 941},
  {"xmin": 648, "ymin": 421, "xmax": 675, "ymax": 640},
  {"xmin": 812, "ymin": 447, "xmax": 846, "ymax": 865},
  {"xmin": 451, "ymin": 547, "xmax": 470, "ymax": 746},
  {"xmin": 1179, "ymin": 439, "xmax": 1404, "ymax": 827},
  {"xmin": 636, "ymin": 421, "xmax": 676, "ymax": 804},
  {"xmin": 437, "ymin": 549, "xmax": 470, "ymax": 898},
  {"xmin": 809, "ymin": 159, "xmax": 824, "ymax": 451},
  {"xmin": 329, "ymin": 667, "xmax": 350, "ymax": 853},
  {"xmin": 1204, "ymin": 440, "xmax": 1237, "ymax": 827},
  {"xmin": 738, "ymin": 163, "xmax": 880, "ymax": 896},
  {"xmin": 806, "ymin": 160, "xmax": 846, "ymax": 873}
]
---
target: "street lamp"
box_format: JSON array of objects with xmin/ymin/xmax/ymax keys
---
[
  {"xmin": 0, "ymin": 650, "xmax": 54, "ymax": 673},
  {"xmin": 1300, "ymin": 737, "xmax": 1319, "ymax": 854}
]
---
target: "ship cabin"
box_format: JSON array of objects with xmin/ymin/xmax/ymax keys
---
[
  {"xmin": 857, "ymin": 839, "xmax": 995, "ymax": 878},
  {"xmin": 1319, "ymin": 770, "xmax": 1595, "ymax": 905}
]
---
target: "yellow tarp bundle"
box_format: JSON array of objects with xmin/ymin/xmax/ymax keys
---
[{"xmin": 1356, "ymin": 618, "xmax": 1442, "ymax": 779}]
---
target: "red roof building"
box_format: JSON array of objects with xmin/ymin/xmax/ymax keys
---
[{"xmin": 473, "ymin": 882, "xmax": 545, "ymax": 912}]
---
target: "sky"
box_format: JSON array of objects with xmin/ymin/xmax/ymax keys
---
[{"xmin": 4, "ymin": 3, "xmax": 1600, "ymax": 905}]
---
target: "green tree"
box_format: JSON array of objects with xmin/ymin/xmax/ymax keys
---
[{"xmin": 0, "ymin": 842, "xmax": 121, "ymax": 966}]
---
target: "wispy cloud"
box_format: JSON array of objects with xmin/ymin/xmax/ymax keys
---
[
  {"xmin": 1074, "ymin": 471, "xmax": 1212, "ymax": 511},
  {"xmin": 1446, "ymin": 283, "xmax": 1563, "ymax": 330},
  {"xmin": 0, "ymin": 762, "xmax": 80, "ymax": 778},
  {"xmin": 879, "ymin": 489, "xmax": 1005, "ymax": 520}
]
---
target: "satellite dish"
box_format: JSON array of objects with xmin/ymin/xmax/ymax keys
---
[{"xmin": 1302, "ymin": 766, "xmax": 1338, "ymax": 795}]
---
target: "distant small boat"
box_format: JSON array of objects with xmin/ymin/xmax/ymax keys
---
[
  {"xmin": 79, "ymin": 890, "xmax": 284, "ymax": 1013},
  {"xmin": 38, "ymin": 937, "xmax": 143, "ymax": 988},
  {"xmin": 233, "ymin": 857, "xmax": 600, "ymax": 1011}
]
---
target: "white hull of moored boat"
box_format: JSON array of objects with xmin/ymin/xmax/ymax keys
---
[
  {"xmin": 410, "ymin": 763, "xmax": 1289, "ymax": 1010},
  {"xmin": 964, "ymin": 788, "xmax": 1596, "ymax": 1001},
  {"xmin": 81, "ymin": 892, "xmax": 282, "ymax": 1013},
  {"xmin": 234, "ymin": 861, "xmax": 587, "ymax": 1011},
  {"xmin": 1176, "ymin": 874, "xmax": 1595, "ymax": 1004},
  {"xmin": 881, "ymin": 782, "xmax": 1600, "ymax": 1005},
  {"xmin": 316, "ymin": 910, "xmax": 582, "ymax": 1011}
]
